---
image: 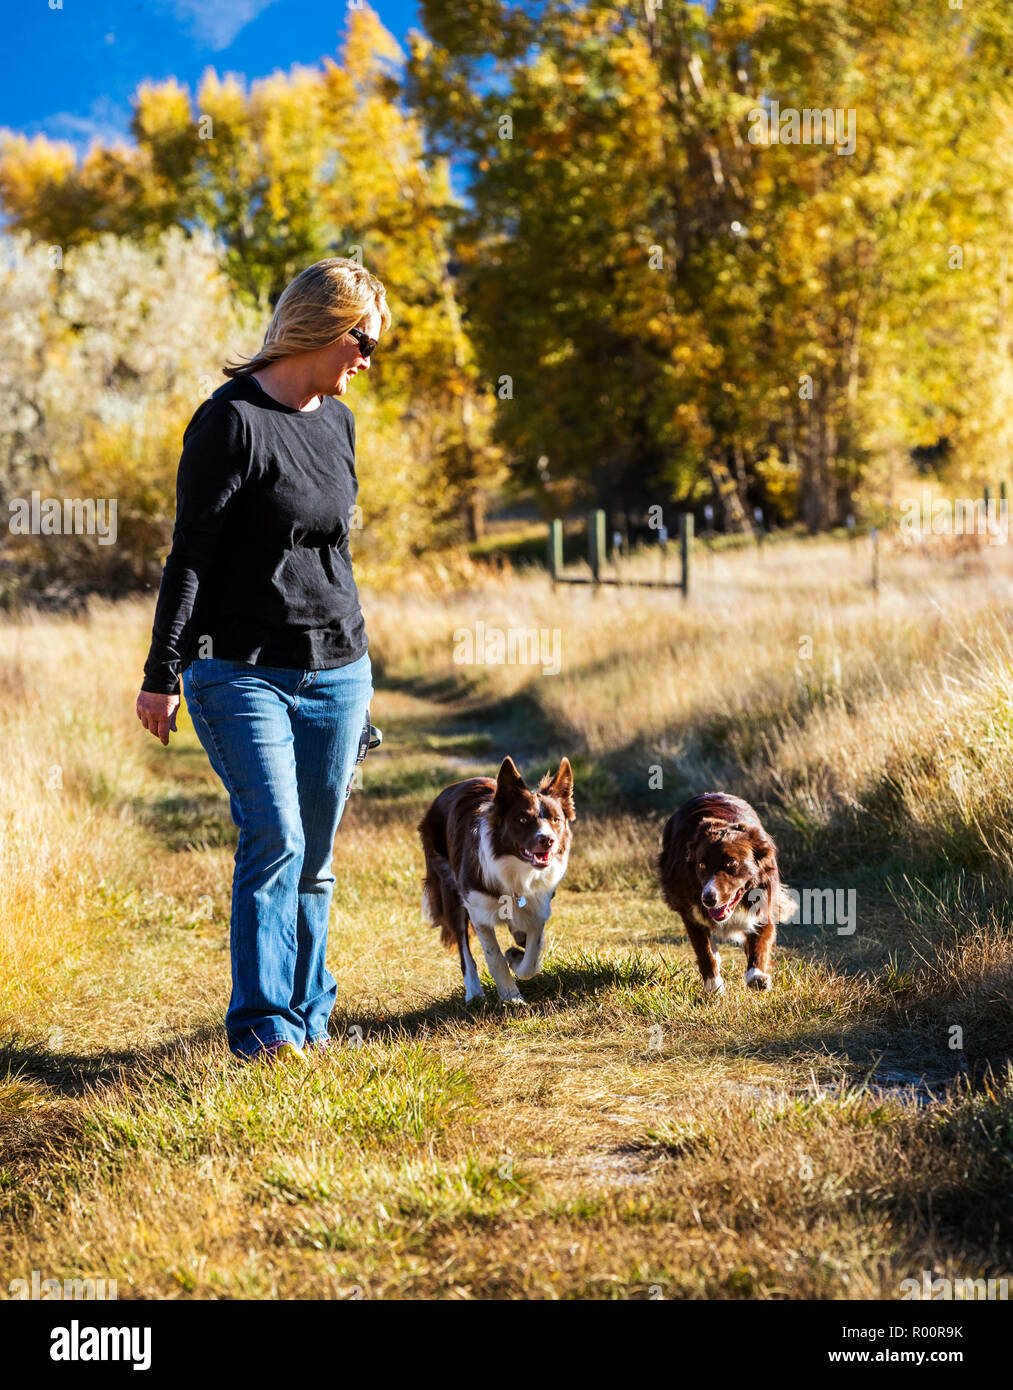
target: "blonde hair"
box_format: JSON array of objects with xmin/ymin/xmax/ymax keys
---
[{"xmin": 223, "ymin": 258, "xmax": 391, "ymax": 378}]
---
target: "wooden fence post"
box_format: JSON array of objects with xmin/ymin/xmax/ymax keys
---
[
  {"xmin": 548, "ymin": 519, "xmax": 562, "ymax": 587},
  {"xmin": 870, "ymin": 526, "xmax": 880, "ymax": 592},
  {"xmin": 679, "ymin": 512, "xmax": 693, "ymax": 599},
  {"xmin": 587, "ymin": 509, "xmax": 605, "ymax": 585}
]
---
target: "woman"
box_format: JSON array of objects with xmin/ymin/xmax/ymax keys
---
[{"xmin": 136, "ymin": 258, "xmax": 390, "ymax": 1064}]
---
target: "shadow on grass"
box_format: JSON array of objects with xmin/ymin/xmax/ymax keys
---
[
  {"xmin": 0, "ymin": 955, "xmax": 655, "ymax": 1102},
  {"xmin": 374, "ymin": 671, "xmax": 561, "ymax": 751},
  {"xmin": 331, "ymin": 953, "xmax": 658, "ymax": 1037},
  {"xmin": 127, "ymin": 793, "xmax": 236, "ymax": 852},
  {"xmin": 682, "ymin": 951, "xmax": 1013, "ymax": 1096},
  {"xmin": 0, "ymin": 1023, "xmax": 226, "ymax": 1098}
]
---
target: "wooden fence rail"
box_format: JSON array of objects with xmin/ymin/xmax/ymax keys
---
[
  {"xmin": 548, "ymin": 510, "xmax": 692, "ymax": 596},
  {"xmin": 546, "ymin": 486, "xmax": 1013, "ymax": 599}
]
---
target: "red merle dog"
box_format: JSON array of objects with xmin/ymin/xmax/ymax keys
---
[
  {"xmin": 419, "ymin": 756, "xmax": 575, "ymax": 1005},
  {"xmin": 658, "ymin": 792, "xmax": 794, "ymax": 993}
]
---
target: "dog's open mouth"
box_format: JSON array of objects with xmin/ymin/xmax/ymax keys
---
[
  {"xmin": 705, "ymin": 886, "xmax": 744, "ymax": 923},
  {"xmin": 520, "ymin": 847, "xmax": 554, "ymax": 868}
]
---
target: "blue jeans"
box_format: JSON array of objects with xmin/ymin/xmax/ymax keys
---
[{"xmin": 182, "ymin": 651, "xmax": 373, "ymax": 1059}]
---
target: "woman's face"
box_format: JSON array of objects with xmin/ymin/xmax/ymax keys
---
[{"xmin": 324, "ymin": 305, "xmax": 383, "ymax": 397}]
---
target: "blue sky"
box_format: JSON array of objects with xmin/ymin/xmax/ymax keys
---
[{"xmin": 1, "ymin": 0, "xmax": 421, "ymax": 151}]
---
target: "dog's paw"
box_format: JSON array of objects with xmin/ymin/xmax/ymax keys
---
[
  {"xmin": 512, "ymin": 963, "xmax": 540, "ymax": 980},
  {"xmin": 703, "ymin": 974, "xmax": 726, "ymax": 996},
  {"xmin": 504, "ymin": 946, "xmax": 524, "ymax": 970},
  {"xmin": 745, "ymin": 968, "xmax": 771, "ymax": 991}
]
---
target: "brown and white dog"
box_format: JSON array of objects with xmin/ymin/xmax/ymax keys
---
[
  {"xmin": 419, "ymin": 756, "xmax": 575, "ymax": 1005},
  {"xmin": 657, "ymin": 792, "xmax": 794, "ymax": 994}
]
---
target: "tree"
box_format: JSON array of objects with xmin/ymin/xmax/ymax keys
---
[
  {"xmin": 405, "ymin": 0, "xmax": 1013, "ymax": 530},
  {"xmin": 0, "ymin": 7, "xmax": 501, "ymax": 541},
  {"xmin": 0, "ymin": 227, "xmax": 248, "ymax": 592}
]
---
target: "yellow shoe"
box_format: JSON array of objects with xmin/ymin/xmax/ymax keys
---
[{"xmin": 272, "ymin": 1042, "xmax": 308, "ymax": 1065}]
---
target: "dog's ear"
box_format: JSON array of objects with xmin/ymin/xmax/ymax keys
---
[
  {"xmin": 687, "ymin": 817, "xmax": 723, "ymax": 864},
  {"xmin": 494, "ymin": 756, "xmax": 526, "ymax": 801},
  {"xmin": 541, "ymin": 756, "xmax": 575, "ymax": 820},
  {"xmin": 685, "ymin": 825, "xmax": 706, "ymax": 866},
  {"xmin": 748, "ymin": 827, "xmax": 780, "ymax": 928},
  {"xmin": 749, "ymin": 826, "xmax": 778, "ymax": 875}
]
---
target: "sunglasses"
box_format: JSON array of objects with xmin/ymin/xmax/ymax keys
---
[{"xmin": 348, "ymin": 326, "xmax": 378, "ymax": 358}]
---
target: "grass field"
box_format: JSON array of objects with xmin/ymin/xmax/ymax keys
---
[{"xmin": 1, "ymin": 533, "xmax": 1012, "ymax": 1299}]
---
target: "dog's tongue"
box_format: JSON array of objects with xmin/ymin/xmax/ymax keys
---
[{"xmin": 707, "ymin": 891, "xmax": 740, "ymax": 922}]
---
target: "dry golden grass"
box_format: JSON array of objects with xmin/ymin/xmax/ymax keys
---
[{"xmin": 1, "ymin": 535, "xmax": 1011, "ymax": 1299}]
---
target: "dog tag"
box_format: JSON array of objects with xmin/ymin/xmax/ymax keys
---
[{"xmin": 516, "ymin": 896, "xmax": 526, "ymax": 908}]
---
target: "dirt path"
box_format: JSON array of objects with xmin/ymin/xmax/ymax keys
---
[{"xmin": 1, "ymin": 672, "xmax": 1007, "ymax": 1299}]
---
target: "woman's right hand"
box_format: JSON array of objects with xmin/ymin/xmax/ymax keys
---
[{"xmin": 136, "ymin": 690, "xmax": 180, "ymax": 746}]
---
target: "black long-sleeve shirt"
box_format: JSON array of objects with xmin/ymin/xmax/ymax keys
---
[{"xmin": 141, "ymin": 375, "xmax": 368, "ymax": 695}]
